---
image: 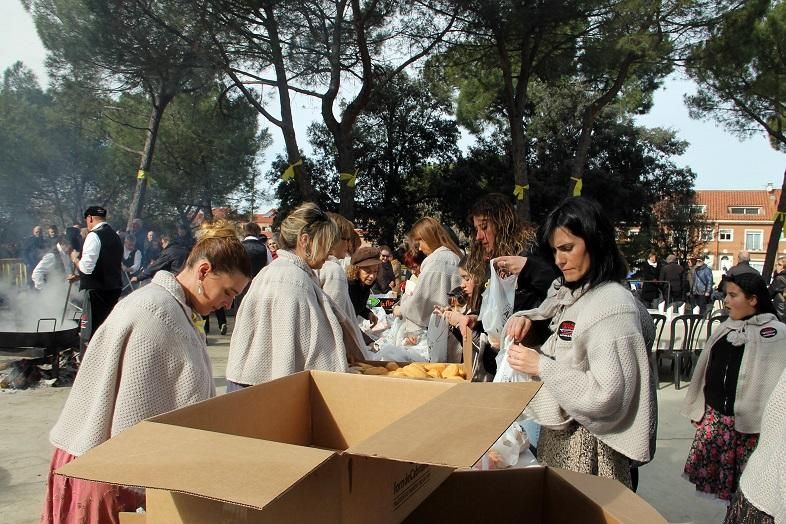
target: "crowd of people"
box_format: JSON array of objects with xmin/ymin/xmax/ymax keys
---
[{"xmin": 33, "ymin": 197, "xmax": 786, "ymax": 524}]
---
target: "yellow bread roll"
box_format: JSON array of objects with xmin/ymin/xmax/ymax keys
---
[
  {"xmin": 401, "ymin": 365, "xmax": 429, "ymax": 378},
  {"xmin": 385, "ymin": 362, "xmax": 400, "ymax": 371},
  {"xmin": 441, "ymin": 364, "xmax": 460, "ymax": 378}
]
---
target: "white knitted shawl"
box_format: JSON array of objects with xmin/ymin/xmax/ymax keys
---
[
  {"xmin": 399, "ymin": 246, "xmax": 461, "ymax": 334},
  {"xmin": 316, "ymin": 257, "xmax": 370, "ymax": 357},
  {"xmin": 681, "ymin": 313, "xmax": 786, "ymax": 433},
  {"xmin": 226, "ymin": 250, "xmax": 350, "ymax": 385},
  {"xmin": 506, "ymin": 281, "xmax": 655, "ymax": 464},
  {"xmin": 50, "ymin": 271, "xmax": 215, "ymax": 457},
  {"xmin": 740, "ymin": 367, "xmax": 786, "ymax": 523}
]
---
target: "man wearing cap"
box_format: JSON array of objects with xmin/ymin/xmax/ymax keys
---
[
  {"xmin": 68, "ymin": 206, "xmax": 123, "ymax": 349},
  {"xmin": 659, "ymin": 253, "xmax": 684, "ymax": 304}
]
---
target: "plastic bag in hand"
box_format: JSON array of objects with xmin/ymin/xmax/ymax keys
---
[{"xmin": 478, "ymin": 258, "xmax": 517, "ymax": 344}]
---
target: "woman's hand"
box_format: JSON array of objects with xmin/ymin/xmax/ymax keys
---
[
  {"xmin": 494, "ymin": 256, "xmax": 527, "ymax": 278},
  {"xmin": 507, "ymin": 343, "xmax": 541, "ymax": 375},
  {"xmin": 506, "ymin": 316, "xmax": 532, "ymax": 342},
  {"xmin": 393, "ymin": 305, "xmax": 401, "ymax": 317}
]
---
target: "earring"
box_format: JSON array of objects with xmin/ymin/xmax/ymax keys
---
[
  {"xmin": 197, "ymin": 281, "xmax": 203, "ymax": 295},
  {"xmin": 305, "ymin": 248, "xmax": 312, "ymax": 258}
]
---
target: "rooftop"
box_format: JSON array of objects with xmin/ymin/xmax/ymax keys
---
[{"xmin": 695, "ymin": 188, "xmax": 781, "ymax": 221}]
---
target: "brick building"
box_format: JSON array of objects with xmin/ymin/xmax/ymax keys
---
[{"xmin": 694, "ymin": 187, "xmax": 784, "ymax": 273}]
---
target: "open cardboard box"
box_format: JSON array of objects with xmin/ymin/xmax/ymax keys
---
[
  {"xmin": 406, "ymin": 467, "xmax": 666, "ymax": 523},
  {"xmin": 58, "ymin": 370, "xmax": 541, "ymax": 523}
]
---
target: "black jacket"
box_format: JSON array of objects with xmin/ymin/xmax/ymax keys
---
[
  {"xmin": 348, "ymin": 279, "xmax": 374, "ymax": 319},
  {"xmin": 242, "ymin": 238, "xmax": 268, "ymax": 278},
  {"xmin": 659, "ymin": 262, "xmax": 684, "ymax": 298},
  {"xmin": 137, "ymin": 240, "xmax": 189, "ymax": 281}
]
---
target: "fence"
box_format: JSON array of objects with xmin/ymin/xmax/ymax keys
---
[{"xmin": 0, "ymin": 258, "xmax": 28, "ymax": 287}]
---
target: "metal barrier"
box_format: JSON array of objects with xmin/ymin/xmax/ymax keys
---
[{"xmin": 0, "ymin": 258, "xmax": 27, "ymax": 287}]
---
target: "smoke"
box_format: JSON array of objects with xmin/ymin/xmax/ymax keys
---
[{"xmin": 0, "ymin": 278, "xmax": 80, "ymax": 332}]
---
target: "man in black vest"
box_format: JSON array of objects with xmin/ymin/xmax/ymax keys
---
[
  {"xmin": 68, "ymin": 206, "xmax": 123, "ymax": 350},
  {"xmin": 235, "ymin": 222, "xmax": 268, "ymax": 310}
]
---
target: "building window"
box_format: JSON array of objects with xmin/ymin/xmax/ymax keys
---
[
  {"xmin": 745, "ymin": 230, "xmax": 763, "ymax": 251},
  {"xmin": 700, "ymin": 228, "xmax": 714, "ymax": 242},
  {"xmin": 729, "ymin": 207, "xmax": 761, "ymax": 215},
  {"xmin": 718, "ymin": 229, "xmax": 733, "ymax": 241}
]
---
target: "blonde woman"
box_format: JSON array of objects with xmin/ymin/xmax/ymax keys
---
[
  {"xmin": 227, "ymin": 203, "xmax": 357, "ymax": 390},
  {"xmin": 42, "ymin": 222, "xmax": 251, "ymax": 524},
  {"xmin": 394, "ymin": 217, "xmax": 462, "ymax": 342},
  {"xmin": 316, "ymin": 212, "xmax": 368, "ymax": 357}
]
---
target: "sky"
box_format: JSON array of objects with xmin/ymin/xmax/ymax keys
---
[{"xmin": 2, "ymin": 1, "xmax": 785, "ymax": 194}]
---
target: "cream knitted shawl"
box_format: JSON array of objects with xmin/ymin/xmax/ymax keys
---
[
  {"xmin": 681, "ymin": 313, "xmax": 786, "ymax": 433},
  {"xmin": 226, "ymin": 250, "xmax": 350, "ymax": 385},
  {"xmin": 316, "ymin": 256, "xmax": 370, "ymax": 357},
  {"xmin": 506, "ymin": 281, "xmax": 655, "ymax": 464},
  {"xmin": 399, "ymin": 246, "xmax": 461, "ymax": 334},
  {"xmin": 739, "ymin": 367, "xmax": 786, "ymax": 523},
  {"xmin": 49, "ymin": 271, "xmax": 215, "ymax": 457}
]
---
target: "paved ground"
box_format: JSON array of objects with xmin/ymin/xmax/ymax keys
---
[{"xmin": 0, "ymin": 320, "xmax": 728, "ymax": 523}]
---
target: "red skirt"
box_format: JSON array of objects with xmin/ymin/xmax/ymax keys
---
[
  {"xmin": 683, "ymin": 405, "xmax": 759, "ymax": 501},
  {"xmin": 41, "ymin": 447, "xmax": 145, "ymax": 524}
]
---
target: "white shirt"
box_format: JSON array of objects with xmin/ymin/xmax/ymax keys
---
[
  {"xmin": 31, "ymin": 244, "xmax": 72, "ymax": 290},
  {"xmin": 78, "ymin": 222, "xmax": 110, "ymax": 275}
]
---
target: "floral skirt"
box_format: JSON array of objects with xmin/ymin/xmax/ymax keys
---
[
  {"xmin": 538, "ymin": 423, "xmax": 632, "ymax": 489},
  {"xmin": 41, "ymin": 447, "xmax": 145, "ymax": 524},
  {"xmin": 683, "ymin": 405, "xmax": 759, "ymax": 501},
  {"xmin": 724, "ymin": 491, "xmax": 775, "ymax": 524}
]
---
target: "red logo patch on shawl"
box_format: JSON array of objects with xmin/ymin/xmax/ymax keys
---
[
  {"xmin": 558, "ymin": 321, "xmax": 576, "ymax": 341},
  {"xmin": 760, "ymin": 326, "xmax": 777, "ymax": 338}
]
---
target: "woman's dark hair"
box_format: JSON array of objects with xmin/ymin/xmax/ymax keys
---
[
  {"xmin": 722, "ymin": 273, "xmax": 776, "ymax": 315},
  {"xmin": 537, "ymin": 197, "xmax": 628, "ymax": 289}
]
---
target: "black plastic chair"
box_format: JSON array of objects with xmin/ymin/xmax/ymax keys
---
[
  {"xmin": 649, "ymin": 314, "xmax": 667, "ymax": 386},
  {"xmin": 706, "ymin": 311, "xmax": 729, "ymax": 339},
  {"xmin": 656, "ymin": 314, "xmax": 704, "ymax": 390}
]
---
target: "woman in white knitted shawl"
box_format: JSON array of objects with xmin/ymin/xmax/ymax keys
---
[
  {"xmin": 316, "ymin": 212, "xmax": 369, "ymax": 358},
  {"xmin": 681, "ymin": 272, "xmax": 786, "ymax": 502},
  {"xmin": 502, "ymin": 197, "xmax": 654, "ymax": 490},
  {"xmin": 226, "ymin": 203, "xmax": 358, "ymax": 390},
  {"xmin": 724, "ymin": 366, "xmax": 786, "ymax": 524},
  {"xmin": 42, "ymin": 222, "xmax": 252, "ymax": 524},
  {"xmin": 394, "ymin": 217, "xmax": 462, "ymax": 342}
]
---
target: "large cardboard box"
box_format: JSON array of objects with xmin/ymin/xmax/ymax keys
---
[
  {"xmin": 58, "ymin": 370, "xmax": 540, "ymax": 523},
  {"xmin": 406, "ymin": 467, "xmax": 666, "ymax": 523}
]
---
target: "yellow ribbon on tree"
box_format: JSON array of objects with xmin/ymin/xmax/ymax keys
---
[
  {"xmin": 339, "ymin": 169, "xmax": 358, "ymax": 188},
  {"xmin": 570, "ymin": 176, "xmax": 583, "ymax": 196},
  {"xmin": 774, "ymin": 210, "xmax": 786, "ymax": 222},
  {"xmin": 137, "ymin": 169, "xmax": 146, "ymax": 180},
  {"xmin": 281, "ymin": 159, "xmax": 303, "ymax": 181},
  {"xmin": 513, "ymin": 184, "xmax": 529, "ymax": 200}
]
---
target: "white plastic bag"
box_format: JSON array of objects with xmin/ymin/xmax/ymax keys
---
[
  {"xmin": 478, "ymin": 258, "xmax": 517, "ymax": 345},
  {"xmin": 493, "ymin": 336, "xmax": 530, "ymax": 383},
  {"xmin": 426, "ymin": 312, "xmax": 449, "ymax": 362},
  {"xmin": 481, "ymin": 422, "xmax": 530, "ymax": 469}
]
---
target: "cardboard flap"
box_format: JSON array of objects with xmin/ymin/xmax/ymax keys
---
[
  {"xmin": 56, "ymin": 421, "xmax": 337, "ymax": 510},
  {"xmin": 550, "ymin": 468, "xmax": 667, "ymax": 523},
  {"xmin": 347, "ymin": 382, "xmax": 540, "ymax": 467}
]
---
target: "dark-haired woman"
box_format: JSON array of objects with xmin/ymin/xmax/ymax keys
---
[
  {"xmin": 503, "ymin": 197, "xmax": 656, "ymax": 488},
  {"xmin": 682, "ymin": 272, "xmax": 786, "ymax": 501}
]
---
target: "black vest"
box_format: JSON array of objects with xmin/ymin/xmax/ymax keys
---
[
  {"xmin": 123, "ymin": 248, "xmax": 139, "ymax": 270},
  {"xmin": 80, "ymin": 224, "xmax": 123, "ymax": 291}
]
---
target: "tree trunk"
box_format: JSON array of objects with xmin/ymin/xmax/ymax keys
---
[
  {"xmin": 126, "ymin": 94, "xmax": 172, "ymax": 232},
  {"xmin": 262, "ymin": 3, "xmax": 311, "ymax": 201},
  {"xmin": 336, "ymin": 125, "xmax": 357, "ymax": 219},
  {"xmin": 762, "ymin": 171, "xmax": 786, "ymax": 282},
  {"xmin": 509, "ymin": 117, "xmax": 531, "ymax": 222}
]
